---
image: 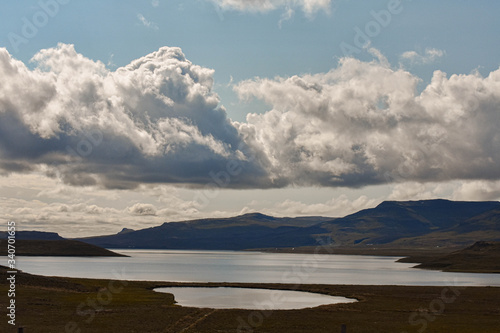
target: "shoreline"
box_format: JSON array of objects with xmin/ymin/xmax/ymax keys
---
[{"xmin": 249, "ymin": 244, "xmax": 500, "ymax": 274}]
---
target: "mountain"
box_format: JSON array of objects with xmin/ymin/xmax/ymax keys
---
[
  {"xmin": 76, "ymin": 200, "xmax": 500, "ymax": 250},
  {"xmin": 318, "ymin": 199, "xmax": 500, "ymax": 247},
  {"xmin": 76, "ymin": 213, "xmax": 332, "ymax": 250}
]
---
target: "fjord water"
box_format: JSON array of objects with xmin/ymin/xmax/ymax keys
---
[
  {"xmin": 154, "ymin": 287, "xmax": 357, "ymax": 309},
  {"xmin": 17, "ymin": 249, "xmax": 500, "ymax": 286}
]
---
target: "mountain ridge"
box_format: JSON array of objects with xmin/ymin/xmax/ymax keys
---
[{"xmin": 72, "ymin": 199, "xmax": 500, "ymax": 250}]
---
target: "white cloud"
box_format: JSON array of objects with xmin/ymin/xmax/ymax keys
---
[
  {"xmin": 137, "ymin": 13, "xmax": 159, "ymax": 30},
  {"xmin": 388, "ymin": 182, "xmax": 455, "ymax": 201},
  {"xmin": 127, "ymin": 203, "xmax": 157, "ymax": 216},
  {"xmin": 210, "ymin": 0, "xmax": 331, "ymax": 17},
  {"xmin": 452, "ymin": 180, "xmax": 500, "ymax": 201},
  {"xmin": 400, "ymin": 48, "xmax": 445, "ymax": 65},
  {"xmin": 151, "ymin": 0, "xmax": 160, "ymax": 7},
  {"xmin": 0, "ymin": 44, "xmax": 265, "ymax": 189},
  {"xmin": 254, "ymin": 194, "xmax": 380, "ymax": 217},
  {"xmin": 235, "ymin": 53, "xmax": 500, "ymax": 188},
  {"xmin": 279, "ymin": 5, "xmax": 295, "ymax": 28}
]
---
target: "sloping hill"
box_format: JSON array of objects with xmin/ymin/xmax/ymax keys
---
[
  {"xmin": 77, "ymin": 214, "xmax": 330, "ymax": 250},
  {"xmin": 0, "ymin": 239, "xmax": 127, "ymax": 257},
  {"xmin": 407, "ymin": 241, "xmax": 500, "ymax": 273},
  {"xmin": 454, "ymin": 208, "xmax": 500, "ymax": 233}
]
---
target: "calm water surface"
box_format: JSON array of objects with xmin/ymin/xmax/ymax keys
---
[
  {"xmin": 16, "ymin": 249, "xmax": 500, "ymax": 286},
  {"xmin": 154, "ymin": 287, "xmax": 357, "ymax": 309}
]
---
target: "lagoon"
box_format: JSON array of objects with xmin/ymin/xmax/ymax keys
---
[
  {"xmin": 16, "ymin": 249, "xmax": 500, "ymax": 286},
  {"xmin": 154, "ymin": 287, "xmax": 357, "ymax": 309}
]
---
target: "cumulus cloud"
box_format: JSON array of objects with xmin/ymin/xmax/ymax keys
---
[
  {"xmin": 400, "ymin": 48, "xmax": 445, "ymax": 65},
  {"xmin": 0, "ymin": 44, "xmax": 266, "ymax": 189},
  {"xmin": 235, "ymin": 54, "xmax": 500, "ymax": 188},
  {"xmin": 210, "ymin": 0, "xmax": 331, "ymax": 17},
  {"xmin": 127, "ymin": 203, "xmax": 157, "ymax": 216}
]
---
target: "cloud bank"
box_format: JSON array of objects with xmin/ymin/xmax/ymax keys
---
[{"xmin": 1, "ymin": 44, "xmax": 500, "ymax": 190}]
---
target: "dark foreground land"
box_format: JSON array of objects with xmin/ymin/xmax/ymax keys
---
[{"xmin": 1, "ymin": 266, "xmax": 499, "ymax": 333}]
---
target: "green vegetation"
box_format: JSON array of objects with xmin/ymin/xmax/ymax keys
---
[
  {"xmin": 1, "ymin": 266, "xmax": 499, "ymax": 332},
  {"xmin": 0, "ymin": 239, "xmax": 127, "ymax": 257}
]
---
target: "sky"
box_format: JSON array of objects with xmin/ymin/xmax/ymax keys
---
[{"xmin": 0, "ymin": 0, "xmax": 499, "ymax": 237}]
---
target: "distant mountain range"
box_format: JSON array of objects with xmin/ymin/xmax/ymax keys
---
[
  {"xmin": 72, "ymin": 199, "xmax": 500, "ymax": 250},
  {"xmin": 76, "ymin": 213, "xmax": 332, "ymax": 250}
]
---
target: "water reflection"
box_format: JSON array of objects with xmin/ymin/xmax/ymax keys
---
[{"xmin": 16, "ymin": 249, "xmax": 500, "ymax": 286}]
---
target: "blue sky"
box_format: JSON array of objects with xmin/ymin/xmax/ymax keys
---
[
  {"xmin": 1, "ymin": 0, "xmax": 500, "ymax": 236},
  {"xmin": 3, "ymin": 0, "xmax": 499, "ymax": 120}
]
